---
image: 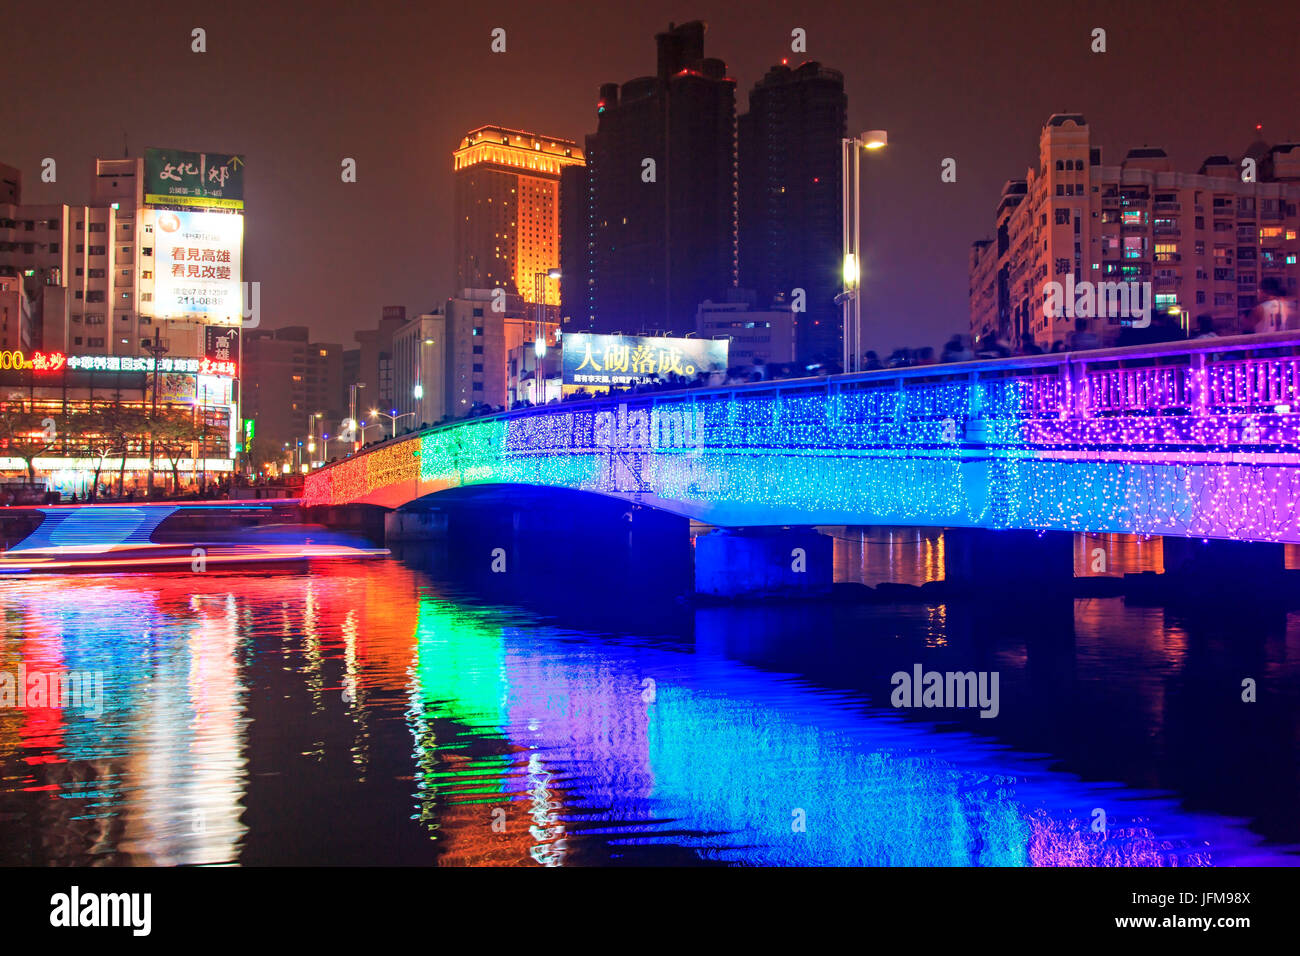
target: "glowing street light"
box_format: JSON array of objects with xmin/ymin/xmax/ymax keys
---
[
  {"xmin": 841, "ymin": 129, "xmax": 888, "ymax": 373},
  {"xmin": 843, "ymin": 253, "xmax": 860, "ymax": 290}
]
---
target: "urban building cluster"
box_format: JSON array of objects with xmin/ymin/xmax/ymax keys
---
[
  {"xmin": 970, "ymin": 114, "xmax": 1300, "ymax": 351},
  {"xmin": 7, "ymin": 24, "xmax": 1300, "ymax": 493},
  {"xmin": 254, "ymin": 20, "xmax": 851, "ymax": 474},
  {"xmin": 0, "ymin": 153, "xmax": 244, "ymax": 498}
]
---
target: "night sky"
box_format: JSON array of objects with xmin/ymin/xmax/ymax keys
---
[{"xmin": 5, "ymin": 0, "xmax": 1298, "ymax": 354}]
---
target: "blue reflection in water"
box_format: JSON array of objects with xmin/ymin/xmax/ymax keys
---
[
  {"xmin": 408, "ymin": 595, "xmax": 1287, "ymax": 866},
  {"xmin": 1, "ymin": 560, "xmax": 1296, "ymax": 866}
]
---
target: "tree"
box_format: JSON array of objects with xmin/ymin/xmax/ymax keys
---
[
  {"xmin": 89, "ymin": 394, "xmax": 146, "ymax": 497},
  {"xmin": 151, "ymin": 408, "xmax": 204, "ymax": 494},
  {"xmin": 0, "ymin": 392, "xmax": 60, "ymax": 481}
]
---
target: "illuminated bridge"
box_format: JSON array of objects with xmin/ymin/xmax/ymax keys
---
[{"xmin": 303, "ymin": 332, "xmax": 1300, "ymax": 596}]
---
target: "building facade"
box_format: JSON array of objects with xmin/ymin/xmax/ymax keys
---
[
  {"xmin": 352, "ymin": 305, "xmax": 408, "ymax": 418},
  {"xmin": 738, "ymin": 61, "xmax": 846, "ymax": 363},
  {"xmin": 392, "ymin": 311, "xmax": 447, "ymax": 428},
  {"xmin": 242, "ymin": 326, "xmax": 343, "ymax": 470},
  {"xmin": 971, "ymin": 115, "xmax": 1300, "ymax": 349},
  {"xmin": 453, "ymin": 126, "xmax": 583, "ymax": 308},
  {"xmin": 442, "ymin": 288, "xmax": 556, "ymax": 416},
  {"xmin": 0, "ymin": 153, "xmax": 246, "ymax": 492},
  {"xmin": 695, "ymin": 293, "xmax": 798, "ymax": 367},
  {"xmin": 578, "ymin": 20, "xmax": 737, "ymax": 336}
]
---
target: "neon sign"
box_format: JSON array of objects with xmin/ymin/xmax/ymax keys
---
[
  {"xmin": 0, "ymin": 350, "xmax": 66, "ymax": 372},
  {"xmin": 0, "ymin": 350, "xmax": 235, "ymax": 377},
  {"xmin": 199, "ymin": 358, "xmax": 236, "ymax": 377}
]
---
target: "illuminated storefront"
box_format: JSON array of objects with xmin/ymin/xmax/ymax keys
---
[{"xmin": 0, "ymin": 349, "xmax": 237, "ymax": 497}]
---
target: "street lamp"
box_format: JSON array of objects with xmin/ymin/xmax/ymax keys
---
[
  {"xmin": 841, "ymin": 130, "xmax": 887, "ymax": 373},
  {"xmin": 533, "ymin": 268, "xmax": 561, "ymax": 404},
  {"xmin": 413, "ymin": 337, "xmax": 436, "ymax": 424},
  {"xmin": 144, "ymin": 335, "xmax": 169, "ymax": 498},
  {"xmin": 349, "ymin": 381, "xmax": 366, "ymax": 452},
  {"xmin": 369, "ymin": 408, "xmax": 414, "ymax": 439},
  {"xmin": 308, "ymin": 411, "xmax": 325, "ymax": 467}
]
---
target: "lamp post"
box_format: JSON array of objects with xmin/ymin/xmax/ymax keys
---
[
  {"xmin": 348, "ymin": 381, "xmax": 366, "ymax": 452},
  {"xmin": 370, "ymin": 408, "xmax": 414, "ymax": 440},
  {"xmin": 840, "ymin": 130, "xmax": 887, "ymax": 374},
  {"xmin": 307, "ymin": 411, "xmax": 325, "ymax": 468},
  {"xmin": 144, "ymin": 335, "xmax": 169, "ymax": 498},
  {"xmin": 414, "ymin": 337, "xmax": 435, "ymax": 425},
  {"xmin": 533, "ymin": 268, "xmax": 561, "ymax": 404}
]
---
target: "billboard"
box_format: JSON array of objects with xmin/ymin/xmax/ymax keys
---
[
  {"xmin": 205, "ymin": 325, "xmax": 239, "ymax": 366},
  {"xmin": 562, "ymin": 333, "xmax": 729, "ymax": 388},
  {"xmin": 150, "ymin": 210, "xmax": 243, "ymax": 322},
  {"xmin": 145, "ymin": 148, "xmax": 245, "ymax": 209}
]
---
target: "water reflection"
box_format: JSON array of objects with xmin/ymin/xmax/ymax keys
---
[{"xmin": 0, "ymin": 553, "xmax": 1296, "ymax": 866}]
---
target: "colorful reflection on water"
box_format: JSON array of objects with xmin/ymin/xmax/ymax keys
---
[{"xmin": 0, "ymin": 559, "xmax": 1297, "ymax": 866}]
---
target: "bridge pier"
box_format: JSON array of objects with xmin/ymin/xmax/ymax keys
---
[
  {"xmin": 694, "ymin": 528, "xmax": 833, "ymax": 599},
  {"xmin": 384, "ymin": 509, "xmax": 449, "ymax": 542},
  {"xmin": 1161, "ymin": 537, "xmax": 1286, "ymax": 594},
  {"xmin": 943, "ymin": 528, "xmax": 1074, "ymax": 598},
  {"xmin": 303, "ymin": 504, "xmax": 388, "ymax": 544}
]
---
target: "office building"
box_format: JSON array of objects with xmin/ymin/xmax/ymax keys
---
[
  {"xmin": 443, "ymin": 288, "xmax": 555, "ymax": 416},
  {"xmin": 453, "ymin": 126, "xmax": 583, "ymax": 308},
  {"xmin": 392, "ymin": 310, "xmax": 447, "ymax": 428},
  {"xmin": 695, "ymin": 291, "xmax": 798, "ymax": 366},
  {"xmin": 738, "ymin": 60, "xmax": 847, "ymax": 362},
  {"xmin": 352, "ymin": 305, "xmax": 408, "ymax": 416},
  {"xmin": 579, "ymin": 20, "xmax": 737, "ymax": 335},
  {"xmin": 242, "ymin": 326, "xmax": 343, "ymax": 468}
]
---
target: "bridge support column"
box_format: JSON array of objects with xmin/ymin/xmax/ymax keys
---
[
  {"xmin": 943, "ymin": 528, "xmax": 1074, "ymax": 598},
  {"xmin": 384, "ymin": 509, "xmax": 449, "ymax": 542},
  {"xmin": 695, "ymin": 528, "xmax": 832, "ymax": 599},
  {"xmin": 1161, "ymin": 537, "xmax": 1285, "ymax": 593}
]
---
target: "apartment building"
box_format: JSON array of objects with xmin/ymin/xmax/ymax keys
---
[
  {"xmin": 242, "ymin": 326, "xmax": 343, "ymax": 467},
  {"xmin": 971, "ymin": 115, "xmax": 1300, "ymax": 349}
]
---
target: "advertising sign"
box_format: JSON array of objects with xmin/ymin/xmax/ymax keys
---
[
  {"xmin": 145, "ymin": 148, "xmax": 245, "ymax": 209},
  {"xmin": 205, "ymin": 325, "xmax": 239, "ymax": 364},
  {"xmin": 154, "ymin": 371, "xmax": 197, "ymax": 403},
  {"xmin": 562, "ymin": 332, "xmax": 729, "ymax": 388},
  {"xmin": 150, "ymin": 210, "xmax": 243, "ymax": 322}
]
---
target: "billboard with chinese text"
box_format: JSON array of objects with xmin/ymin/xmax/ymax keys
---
[
  {"xmin": 561, "ymin": 333, "xmax": 729, "ymax": 388},
  {"xmin": 144, "ymin": 148, "xmax": 245, "ymax": 209},
  {"xmin": 149, "ymin": 210, "xmax": 243, "ymax": 322}
]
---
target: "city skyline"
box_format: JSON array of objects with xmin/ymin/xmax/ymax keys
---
[
  {"xmin": 5, "ymin": 0, "xmax": 1298, "ymax": 356},
  {"xmin": 7, "ymin": 0, "xmax": 1300, "ymax": 905}
]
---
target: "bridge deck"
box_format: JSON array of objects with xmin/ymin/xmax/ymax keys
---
[{"xmin": 304, "ymin": 332, "xmax": 1300, "ymax": 543}]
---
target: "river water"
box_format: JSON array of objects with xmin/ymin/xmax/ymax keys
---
[{"xmin": 1, "ymin": 529, "xmax": 1297, "ymax": 866}]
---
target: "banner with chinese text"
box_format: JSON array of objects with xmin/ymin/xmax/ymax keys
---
[
  {"xmin": 561, "ymin": 333, "xmax": 729, "ymax": 388},
  {"xmin": 144, "ymin": 148, "xmax": 245, "ymax": 209},
  {"xmin": 150, "ymin": 210, "xmax": 243, "ymax": 322}
]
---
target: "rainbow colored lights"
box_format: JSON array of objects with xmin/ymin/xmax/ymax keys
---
[{"xmin": 303, "ymin": 333, "xmax": 1300, "ymax": 542}]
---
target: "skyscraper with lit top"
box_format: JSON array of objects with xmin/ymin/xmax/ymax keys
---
[{"xmin": 453, "ymin": 126, "xmax": 584, "ymax": 308}]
